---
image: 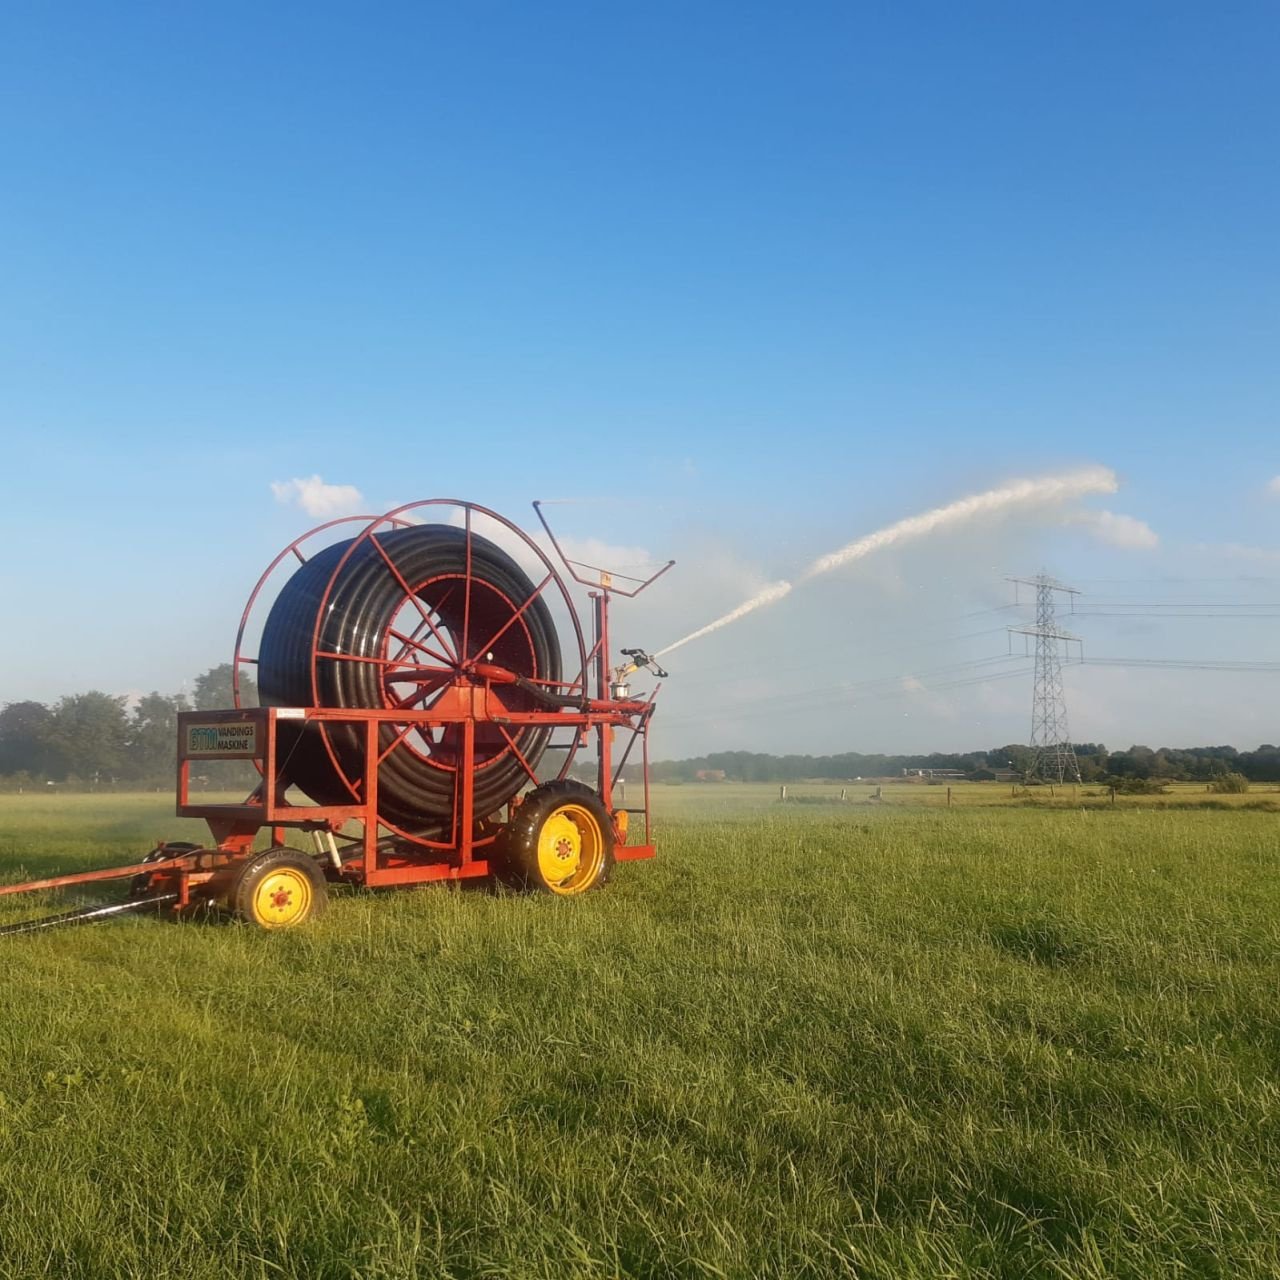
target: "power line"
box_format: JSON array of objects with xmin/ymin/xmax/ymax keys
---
[
  {"xmin": 659, "ymin": 654, "xmax": 1032, "ymax": 729},
  {"xmin": 1075, "ymin": 616, "xmax": 1280, "ymax": 622},
  {"xmin": 660, "ymin": 664, "xmax": 1033, "ymax": 731},
  {"xmin": 656, "ymin": 575, "xmax": 1280, "ymax": 743},
  {"xmin": 1071, "ymin": 576, "xmax": 1280, "ymax": 586},
  {"xmin": 668, "ymin": 604, "xmax": 1019, "ymax": 680},
  {"xmin": 673, "ymin": 625, "xmax": 1014, "ymax": 696},
  {"xmin": 1079, "ymin": 657, "xmax": 1280, "ymax": 672}
]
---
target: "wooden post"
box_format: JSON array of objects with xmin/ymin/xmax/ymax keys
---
[
  {"xmin": 875, "ymin": 784, "xmax": 882, "ymax": 801},
  {"xmin": 840, "ymin": 787, "xmax": 847, "ymax": 801},
  {"xmin": 946, "ymin": 786, "xmax": 952, "ymax": 808},
  {"xmin": 779, "ymin": 784, "xmax": 787, "ymax": 802},
  {"xmin": 1050, "ymin": 784, "xmax": 1055, "ymax": 798},
  {"xmin": 1110, "ymin": 786, "xmax": 1116, "ymax": 805}
]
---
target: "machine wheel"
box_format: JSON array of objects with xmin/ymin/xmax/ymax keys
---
[
  {"xmin": 230, "ymin": 848, "xmax": 328, "ymax": 929},
  {"xmin": 128, "ymin": 842, "xmax": 200, "ymax": 902},
  {"xmin": 501, "ymin": 780, "xmax": 614, "ymax": 895}
]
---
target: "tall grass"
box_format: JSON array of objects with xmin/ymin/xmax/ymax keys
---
[{"xmin": 0, "ymin": 791, "xmax": 1276, "ymax": 1276}]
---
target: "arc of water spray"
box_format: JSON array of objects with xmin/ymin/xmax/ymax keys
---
[
  {"xmin": 653, "ymin": 465, "xmax": 1118, "ymax": 659},
  {"xmin": 652, "ymin": 579, "xmax": 795, "ymax": 657}
]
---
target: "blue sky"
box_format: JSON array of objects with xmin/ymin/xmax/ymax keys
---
[{"xmin": 1, "ymin": 2, "xmax": 1277, "ymax": 754}]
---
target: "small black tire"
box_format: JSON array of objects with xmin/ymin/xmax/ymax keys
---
[
  {"xmin": 230, "ymin": 847, "xmax": 328, "ymax": 929},
  {"xmin": 499, "ymin": 780, "xmax": 614, "ymax": 895},
  {"xmin": 128, "ymin": 842, "xmax": 201, "ymax": 902}
]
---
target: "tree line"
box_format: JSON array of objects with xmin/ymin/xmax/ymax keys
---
[
  {"xmin": 3, "ymin": 673, "xmax": 1278, "ymax": 789},
  {"xmin": 0, "ymin": 666, "xmax": 255, "ymax": 788},
  {"xmin": 650, "ymin": 743, "xmax": 1280, "ymax": 785}
]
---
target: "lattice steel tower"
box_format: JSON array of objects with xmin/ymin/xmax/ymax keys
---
[{"xmin": 1008, "ymin": 573, "xmax": 1082, "ymax": 784}]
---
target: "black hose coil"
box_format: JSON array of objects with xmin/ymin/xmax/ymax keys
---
[{"xmin": 258, "ymin": 525, "xmax": 561, "ymax": 834}]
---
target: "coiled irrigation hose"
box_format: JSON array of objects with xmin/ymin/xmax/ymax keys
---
[{"xmin": 258, "ymin": 525, "xmax": 561, "ymax": 835}]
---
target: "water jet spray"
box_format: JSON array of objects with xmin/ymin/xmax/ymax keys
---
[{"xmin": 655, "ymin": 466, "xmax": 1118, "ymax": 659}]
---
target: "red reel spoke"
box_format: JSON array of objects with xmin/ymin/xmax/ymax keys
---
[
  {"xmin": 493, "ymin": 724, "xmax": 541, "ymax": 786},
  {"xmin": 462, "ymin": 506, "xmax": 474, "ymax": 666},
  {"xmin": 386, "ymin": 627, "xmax": 454, "ymax": 670},
  {"xmin": 468, "ymin": 571, "xmax": 554, "ymax": 666},
  {"xmin": 368, "ymin": 534, "xmax": 460, "ymax": 665},
  {"xmin": 384, "ymin": 669, "xmax": 453, "ymax": 711}
]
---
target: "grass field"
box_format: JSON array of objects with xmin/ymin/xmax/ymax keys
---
[{"xmin": 0, "ymin": 786, "xmax": 1277, "ymax": 1277}]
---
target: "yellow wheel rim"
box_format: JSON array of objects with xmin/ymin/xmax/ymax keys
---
[
  {"xmin": 251, "ymin": 868, "xmax": 313, "ymax": 928},
  {"xmin": 536, "ymin": 803, "xmax": 604, "ymax": 895}
]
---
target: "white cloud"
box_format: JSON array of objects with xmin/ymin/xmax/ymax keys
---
[
  {"xmin": 1065, "ymin": 508, "xmax": 1159, "ymax": 550},
  {"xmin": 270, "ymin": 475, "xmax": 365, "ymax": 518},
  {"xmin": 1267, "ymin": 475, "xmax": 1280, "ymax": 498},
  {"xmin": 555, "ymin": 535, "xmax": 660, "ymax": 581}
]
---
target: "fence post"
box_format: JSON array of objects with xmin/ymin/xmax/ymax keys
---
[
  {"xmin": 1110, "ymin": 786, "xmax": 1116, "ymax": 806},
  {"xmin": 947, "ymin": 786, "xmax": 952, "ymax": 808},
  {"xmin": 779, "ymin": 784, "xmax": 787, "ymax": 802}
]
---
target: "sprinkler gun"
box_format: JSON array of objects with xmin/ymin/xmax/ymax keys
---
[{"xmin": 612, "ymin": 648, "xmax": 668, "ymax": 699}]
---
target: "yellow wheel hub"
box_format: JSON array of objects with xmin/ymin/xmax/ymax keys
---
[
  {"xmin": 251, "ymin": 868, "xmax": 313, "ymax": 928},
  {"xmin": 536, "ymin": 804, "xmax": 604, "ymax": 894}
]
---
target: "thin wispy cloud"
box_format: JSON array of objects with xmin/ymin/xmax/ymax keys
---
[
  {"xmin": 1065, "ymin": 508, "xmax": 1159, "ymax": 550},
  {"xmin": 1216, "ymin": 541, "xmax": 1280, "ymax": 563},
  {"xmin": 1267, "ymin": 475, "xmax": 1280, "ymax": 498},
  {"xmin": 270, "ymin": 475, "xmax": 365, "ymax": 517}
]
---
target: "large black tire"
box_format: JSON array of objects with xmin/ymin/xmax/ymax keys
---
[
  {"xmin": 500, "ymin": 780, "xmax": 614, "ymax": 895},
  {"xmin": 230, "ymin": 847, "xmax": 328, "ymax": 929},
  {"xmin": 258, "ymin": 524, "xmax": 561, "ymax": 838}
]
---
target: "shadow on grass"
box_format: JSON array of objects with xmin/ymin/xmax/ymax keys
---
[
  {"xmin": 981, "ymin": 1163, "xmax": 1091, "ymax": 1254},
  {"xmin": 987, "ymin": 918, "xmax": 1090, "ymax": 968}
]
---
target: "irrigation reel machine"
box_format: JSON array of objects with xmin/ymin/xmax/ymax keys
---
[{"xmin": 0, "ymin": 500, "xmax": 672, "ymax": 934}]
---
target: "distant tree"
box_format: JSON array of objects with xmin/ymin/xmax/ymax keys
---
[
  {"xmin": 43, "ymin": 692, "xmax": 130, "ymax": 782},
  {"xmin": 1107, "ymin": 747, "xmax": 1155, "ymax": 780},
  {"xmin": 1108, "ymin": 776, "xmax": 1168, "ymax": 795},
  {"xmin": 128, "ymin": 691, "xmax": 190, "ymax": 780},
  {"xmin": 1076, "ymin": 754, "xmax": 1109, "ymax": 782},
  {"xmin": 1209, "ymin": 771, "xmax": 1249, "ymax": 794},
  {"xmin": 193, "ymin": 663, "xmax": 257, "ymax": 710},
  {"xmin": 989, "ymin": 744, "xmax": 1036, "ymax": 776},
  {"xmin": 1241, "ymin": 745, "xmax": 1280, "ymax": 783},
  {"xmin": 0, "ymin": 701, "xmax": 56, "ymax": 776}
]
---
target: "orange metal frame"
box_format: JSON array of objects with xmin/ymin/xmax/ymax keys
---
[
  {"xmin": 177, "ymin": 695, "xmax": 658, "ymax": 888},
  {"xmin": 178, "ymin": 499, "xmax": 670, "ymax": 889}
]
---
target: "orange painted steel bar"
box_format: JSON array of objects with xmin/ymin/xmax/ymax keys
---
[{"xmin": 0, "ymin": 851, "xmax": 215, "ymax": 896}]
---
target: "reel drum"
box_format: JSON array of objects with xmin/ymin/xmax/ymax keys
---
[{"xmin": 235, "ymin": 501, "xmax": 588, "ymax": 847}]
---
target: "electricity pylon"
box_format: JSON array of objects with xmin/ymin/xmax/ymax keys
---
[{"xmin": 1008, "ymin": 573, "xmax": 1082, "ymax": 784}]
